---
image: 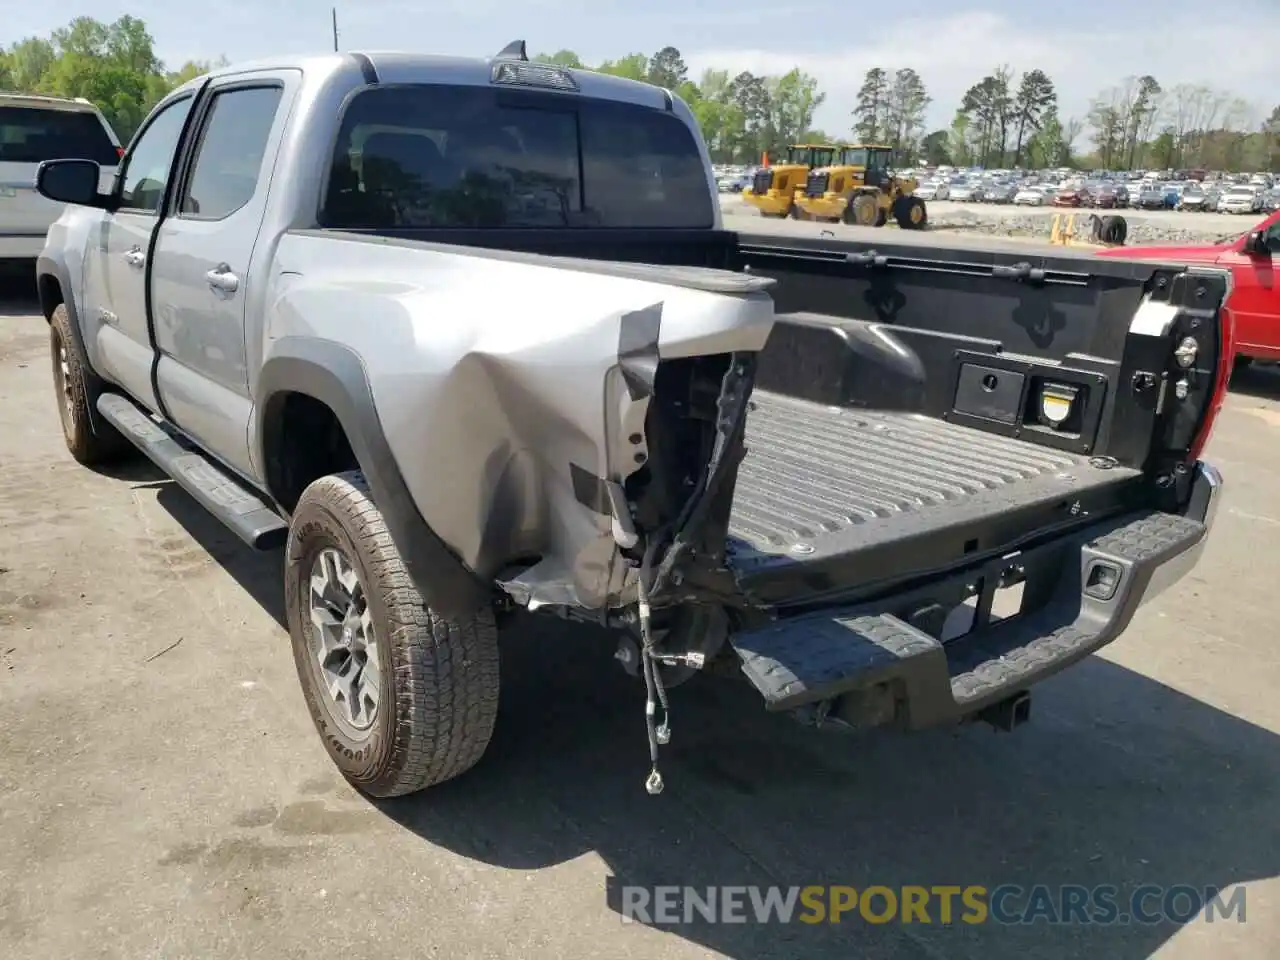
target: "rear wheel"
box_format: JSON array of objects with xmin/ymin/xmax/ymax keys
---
[
  {"xmin": 48, "ymin": 304, "xmax": 130, "ymax": 465},
  {"xmin": 894, "ymin": 195, "xmax": 928, "ymax": 230},
  {"xmin": 285, "ymin": 470, "xmax": 501, "ymax": 798}
]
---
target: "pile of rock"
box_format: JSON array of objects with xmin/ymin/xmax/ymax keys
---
[{"xmin": 927, "ymin": 209, "xmax": 1235, "ymax": 247}]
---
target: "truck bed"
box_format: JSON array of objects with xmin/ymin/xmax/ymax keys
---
[{"xmin": 727, "ymin": 392, "xmax": 1144, "ymax": 606}]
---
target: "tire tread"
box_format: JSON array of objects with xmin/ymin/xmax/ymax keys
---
[
  {"xmin": 49, "ymin": 304, "xmax": 130, "ymax": 465},
  {"xmin": 290, "ymin": 470, "xmax": 500, "ymax": 797}
]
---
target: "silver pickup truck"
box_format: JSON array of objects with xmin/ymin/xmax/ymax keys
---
[{"xmin": 35, "ymin": 43, "xmax": 1229, "ymax": 799}]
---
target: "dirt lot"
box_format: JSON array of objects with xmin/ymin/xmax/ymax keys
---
[
  {"xmin": 2, "ymin": 286, "xmax": 1280, "ymax": 960},
  {"xmin": 720, "ymin": 195, "xmax": 1255, "ymax": 235}
]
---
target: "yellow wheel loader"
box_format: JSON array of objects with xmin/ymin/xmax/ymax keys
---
[
  {"xmin": 742, "ymin": 144, "xmax": 841, "ymax": 219},
  {"xmin": 794, "ymin": 144, "xmax": 928, "ymax": 230}
]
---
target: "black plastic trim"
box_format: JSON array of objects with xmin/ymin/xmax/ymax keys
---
[
  {"xmin": 570, "ymin": 463, "xmax": 610, "ymax": 515},
  {"xmin": 144, "ymin": 78, "xmax": 214, "ymax": 422},
  {"xmin": 97, "ymin": 393, "xmax": 288, "ymax": 549},
  {"xmin": 255, "ymin": 338, "xmax": 490, "ymax": 619},
  {"xmin": 36, "ymin": 254, "xmax": 108, "ymax": 433},
  {"xmin": 350, "ymin": 53, "xmax": 379, "ymax": 85},
  {"xmin": 945, "ymin": 348, "xmax": 1110, "ymax": 455}
]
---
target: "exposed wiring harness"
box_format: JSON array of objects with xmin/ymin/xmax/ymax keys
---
[
  {"xmin": 633, "ymin": 354, "xmax": 756, "ymax": 795},
  {"xmin": 637, "ymin": 538, "xmax": 671, "ymax": 795}
]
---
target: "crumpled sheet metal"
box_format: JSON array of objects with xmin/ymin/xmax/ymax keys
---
[{"xmin": 273, "ymin": 235, "xmax": 776, "ymax": 610}]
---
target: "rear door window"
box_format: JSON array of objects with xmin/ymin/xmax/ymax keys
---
[
  {"xmin": 179, "ymin": 86, "xmax": 283, "ymax": 220},
  {"xmin": 322, "ymin": 84, "xmax": 713, "ymax": 229},
  {"xmin": 0, "ymin": 107, "xmax": 118, "ymax": 165}
]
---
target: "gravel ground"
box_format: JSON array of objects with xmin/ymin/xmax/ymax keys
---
[
  {"xmin": 4, "ymin": 281, "xmax": 1280, "ymax": 959},
  {"xmin": 720, "ymin": 196, "xmax": 1259, "ymax": 247}
]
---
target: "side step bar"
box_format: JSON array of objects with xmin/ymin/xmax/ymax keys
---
[
  {"xmin": 729, "ymin": 508, "xmax": 1209, "ymax": 730},
  {"xmin": 97, "ymin": 393, "xmax": 288, "ymax": 550}
]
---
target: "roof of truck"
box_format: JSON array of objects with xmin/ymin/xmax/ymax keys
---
[{"xmin": 170, "ymin": 51, "xmax": 674, "ymax": 111}]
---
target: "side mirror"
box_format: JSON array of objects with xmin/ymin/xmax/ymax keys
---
[
  {"xmin": 35, "ymin": 159, "xmax": 108, "ymax": 208},
  {"xmin": 1243, "ymin": 229, "xmax": 1272, "ymax": 257}
]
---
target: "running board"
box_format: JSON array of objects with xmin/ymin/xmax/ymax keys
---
[
  {"xmin": 96, "ymin": 393, "xmax": 288, "ymax": 550},
  {"xmin": 729, "ymin": 509, "xmax": 1207, "ymax": 729}
]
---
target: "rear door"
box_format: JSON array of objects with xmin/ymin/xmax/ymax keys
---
[
  {"xmin": 0, "ymin": 100, "xmax": 120, "ymax": 258},
  {"xmin": 151, "ymin": 72, "xmax": 294, "ymax": 478}
]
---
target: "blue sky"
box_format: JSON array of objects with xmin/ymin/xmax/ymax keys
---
[{"xmin": 14, "ymin": 0, "xmax": 1280, "ymax": 134}]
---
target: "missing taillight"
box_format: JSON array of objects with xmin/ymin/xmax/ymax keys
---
[{"xmin": 1187, "ymin": 276, "xmax": 1235, "ymax": 462}]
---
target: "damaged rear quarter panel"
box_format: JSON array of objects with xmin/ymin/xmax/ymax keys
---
[{"xmin": 266, "ymin": 233, "xmax": 775, "ymax": 609}]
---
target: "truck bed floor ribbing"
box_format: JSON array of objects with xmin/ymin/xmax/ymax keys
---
[{"xmin": 727, "ymin": 392, "xmax": 1142, "ymax": 579}]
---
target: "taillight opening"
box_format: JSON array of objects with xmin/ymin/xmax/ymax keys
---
[{"xmin": 1188, "ymin": 302, "xmax": 1235, "ymax": 462}]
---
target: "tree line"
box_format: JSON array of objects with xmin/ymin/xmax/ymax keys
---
[
  {"xmin": 0, "ymin": 16, "xmax": 226, "ymax": 143},
  {"xmin": 860, "ymin": 64, "xmax": 1278, "ymax": 173},
  {"xmin": 4, "ymin": 18, "xmax": 1277, "ymax": 173},
  {"xmin": 532, "ymin": 48, "xmax": 826, "ymax": 167},
  {"xmin": 1085, "ymin": 77, "xmax": 1278, "ymax": 173}
]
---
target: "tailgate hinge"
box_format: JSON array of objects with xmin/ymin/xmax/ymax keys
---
[
  {"xmin": 844, "ymin": 249, "xmax": 889, "ymax": 269},
  {"xmin": 991, "ymin": 261, "xmax": 1046, "ymax": 284}
]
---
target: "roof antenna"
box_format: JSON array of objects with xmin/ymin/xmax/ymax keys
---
[{"xmin": 495, "ymin": 40, "xmax": 528, "ymax": 61}]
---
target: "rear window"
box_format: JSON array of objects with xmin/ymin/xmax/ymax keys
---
[
  {"xmin": 321, "ymin": 84, "xmax": 714, "ymax": 229},
  {"xmin": 0, "ymin": 106, "xmax": 118, "ymax": 165}
]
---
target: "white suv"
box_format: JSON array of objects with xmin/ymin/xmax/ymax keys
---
[{"xmin": 1, "ymin": 94, "xmax": 122, "ymax": 262}]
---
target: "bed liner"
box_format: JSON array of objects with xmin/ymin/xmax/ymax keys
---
[{"xmin": 726, "ymin": 391, "xmax": 1144, "ymax": 605}]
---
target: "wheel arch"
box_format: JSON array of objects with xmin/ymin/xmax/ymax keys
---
[
  {"xmin": 36, "ymin": 255, "xmax": 82, "ymax": 345},
  {"xmin": 37, "ymin": 253, "xmax": 118, "ymax": 433},
  {"xmin": 256, "ymin": 337, "xmax": 491, "ymax": 620}
]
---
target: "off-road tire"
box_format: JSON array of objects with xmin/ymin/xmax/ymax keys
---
[
  {"xmin": 1100, "ymin": 215, "xmax": 1127, "ymax": 245},
  {"xmin": 893, "ymin": 195, "xmax": 928, "ymax": 230},
  {"xmin": 844, "ymin": 193, "xmax": 879, "ymax": 226},
  {"xmin": 48, "ymin": 304, "xmax": 131, "ymax": 465},
  {"xmin": 284, "ymin": 470, "xmax": 500, "ymax": 798}
]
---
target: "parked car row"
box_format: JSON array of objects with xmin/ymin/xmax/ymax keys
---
[
  {"xmin": 1038, "ymin": 179, "xmax": 1278, "ymax": 214},
  {"xmin": 900, "ymin": 162, "xmax": 1280, "ymax": 216},
  {"xmin": 717, "ymin": 158, "xmax": 1280, "ymax": 214},
  {"xmin": 712, "ymin": 164, "xmax": 759, "ymax": 193}
]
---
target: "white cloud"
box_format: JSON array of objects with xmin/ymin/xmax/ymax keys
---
[{"xmin": 686, "ymin": 11, "xmax": 1280, "ymax": 136}]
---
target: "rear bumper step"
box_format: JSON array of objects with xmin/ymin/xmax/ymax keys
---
[
  {"xmin": 729, "ymin": 471, "xmax": 1219, "ymax": 729},
  {"xmin": 97, "ymin": 393, "xmax": 288, "ymax": 550}
]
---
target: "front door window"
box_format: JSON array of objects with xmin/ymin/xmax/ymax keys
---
[{"xmin": 116, "ymin": 96, "xmax": 194, "ymax": 214}]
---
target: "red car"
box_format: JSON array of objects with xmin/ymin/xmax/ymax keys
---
[
  {"xmin": 1053, "ymin": 185, "xmax": 1088, "ymax": 207},
  {"xmin": 1097, "ymin": 208, "xmax": 1280, "ymax": 365}
]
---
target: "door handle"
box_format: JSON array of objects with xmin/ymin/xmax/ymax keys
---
[
  {"xmin": 122, "ymin": 247, "xmax": 145, "ymax": 268},
  {"xmin": 205, "ymin": 264, "xmax": 240, "ymax": 293}
]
